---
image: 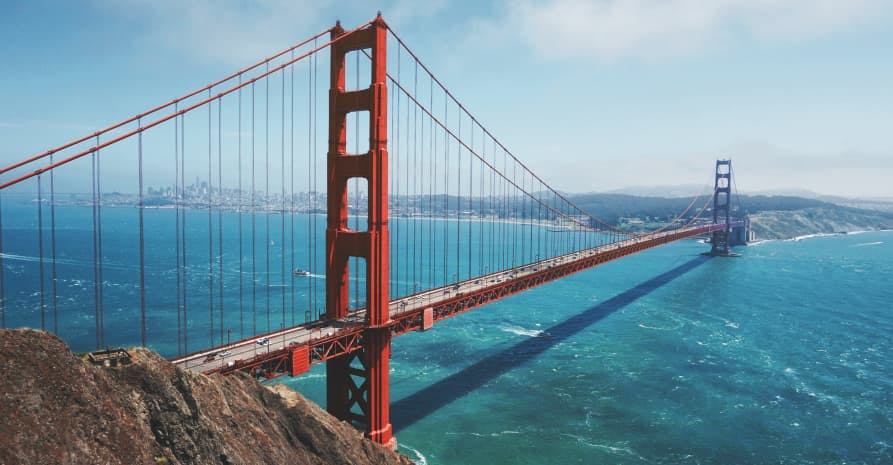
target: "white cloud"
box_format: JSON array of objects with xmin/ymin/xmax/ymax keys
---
[{"xmin": 480, "ymin": 0, "xmax": 892, "ymax": 61}]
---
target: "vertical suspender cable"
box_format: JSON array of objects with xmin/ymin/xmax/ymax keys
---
[
  {"xmin": 500, "ymin": 150, "xmax": 506, "ymax": 270},
  {"xmin": 289, "ymin": 52, "xmax": 295, "ymax": 326},
  {"xmin": 180, "ymin": 116, "xmax": 187, "ymax": 354},
  {"xmin": 512, "ymin": 161, "xmax": 517, "ymax": 267},
  {"xmin": 49, "ymin": 155, "xmax": 58, "ymax": 334},
  {"xmin": 393, "ymin": 48, "xmax": 400, "ymax": 297},
  {"xmin": 428, "ymin": 76, "xmax": 434, "ymax": 292},
  {"xmin": 404, "ymin": 51, "xmax": 411, "ymax": 295},
  {"xmin": 520, "ymin": 168, "xmax": 525, "ymax": 264},
  {"xmin": 251, "ymin": 82, "xmax": 257, "ymax": 335},
  {"xmin": 207, "ymin": 92, "xmax": 215, "ymax": 346},
  {"xmin": 402, "ymin": 50, "xmax": 410, "ymax": 295},
  {"xmin": 536, "ymin": 178, "xmax": 545, "ymax": 261},
  {"xmin": 97, "ymin": 139, "xmax": 105, "ymax": 347},
  {"xmin": 311, "ymin": 42, "xmax": 319, "ymax": 318},
  {"xmin": 390, "ymin": 62, "xmax": 397, "ymax": 296},
  {"xmin": 489, "ymin": 139, "xmax": 494, "ymax": 274},
  {"xmin": 138, "ymin": 118, "xmax": 147, "ymax": 347},
  {"xmin": 478, "ymin": 127, "xmax": 484, "ymax": 276},
  {"xmin": 265, "ymin": 66, "xmax": 271, "ymax": 332},
  {"xmin": 306, "ymin": 50, "xmax": 313, "ymax": 319},
  {"xmin": 468, "ymin": 123, "xmax": 473, "ymax": 278},
  {"xmin": 218, "ymin": 98, "xmax": 225, "ymax": 343},
  {"xmin": 180, "ymin": 114, "xmax": 189, "ymax": 354},
  {"xmin": 280, "ymin": 69, "xmax": 287, "ymax": 327},
  {"xmin": 238, "ymin": 80, "xmax": 244, "ymax": 339},
  {"xmin": 37, "ymin": 175, "xmax": 45, "ymax": 330},
  {"xmin": 456, "ymin": 111, "xmax": 461, "ymax": 281},
  {"xmin": 174, "ymin": 104, "xmax": 182, "ymax": 354},
  {"xmin": 92, "ymin": 152, "xmax": 99, "ymax": 347},
  {"xmin": 413, "ymin": 60, "xmax": 419, "ymax": 294},
  {"xmin": 442, "ymin": 90, "xmax": 448, "ymax": 286}
]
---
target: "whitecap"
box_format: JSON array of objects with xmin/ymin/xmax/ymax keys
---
[
  {"xmin": 788, "ymin": 233, "xmax": 841, "ymax": 242},
  {"xmin": 560, "ymin": 434, "xmax": 643, "ymax": 459},
  {"xmin": 469, "ymin": 430, "xmax": 522, "ymax": 438},
  {"xmin": 501, "ymin": 324, "xmax": 545, "ymax": 338},
  {"xmin": 638, "ymin": 323, "xmax": 674, "ymax": 331}
]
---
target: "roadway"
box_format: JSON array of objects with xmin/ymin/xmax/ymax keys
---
[{"xmin": 171, "ymin": 224, "xmax": 720, "ymax": 374}]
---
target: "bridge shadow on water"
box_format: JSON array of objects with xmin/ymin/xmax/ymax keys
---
[{"xmin": 391, "ymin": 254, "xmax": 711, "ymax": 432}]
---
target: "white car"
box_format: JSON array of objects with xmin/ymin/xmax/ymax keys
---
[
  {"xmin": 220, "ymin": 350, "xmax": 232, "ymax": 357},
  {"xmin": 256, "ymin": 338, "xmax": 270, "ymax": 346}
]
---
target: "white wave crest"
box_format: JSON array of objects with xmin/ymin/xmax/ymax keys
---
[
  {"xmin": 399, "ymin": 444, "xmax": 428, "ymax": 465},
  {"xmin": 501, "ymin": 324, "xmax": 545, "ymax": 338}
]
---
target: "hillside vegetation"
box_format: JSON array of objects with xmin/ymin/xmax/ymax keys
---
[{"xmin": 749, "ymin": 207, "xmax": 893, "ymax": 240}]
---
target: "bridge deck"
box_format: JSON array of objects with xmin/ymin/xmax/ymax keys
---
[{"xmin": 171, "ymin": 223, "xmax": 729, "ymax": 377}]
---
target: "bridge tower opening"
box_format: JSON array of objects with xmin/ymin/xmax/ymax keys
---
[{"xmin": 325, "ymin": 15, "xmax": 394, "ymax": 447}]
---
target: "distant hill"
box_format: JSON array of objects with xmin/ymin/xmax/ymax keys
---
[
  {"xmin": 567, "ymin": 193, "xmax": 832, "ymax": 224},
  {"xmin": 749, "ymin": 207, "xmax": 893, "ymax": 240},
  {"xmin": 567, "ymin": 192, "xmax": 893, "ymax": 240}
]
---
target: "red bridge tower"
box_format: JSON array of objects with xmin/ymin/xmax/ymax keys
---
[{"xmin": 325, "ymin": 15, "xmax": 394, "ymax": 446}]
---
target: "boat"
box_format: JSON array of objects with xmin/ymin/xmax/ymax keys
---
[{"xmin": 293, "ymin": 268, "xmax": 311, "ymax": 277}]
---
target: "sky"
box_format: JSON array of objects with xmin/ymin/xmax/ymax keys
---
[{"xmin": 1, "ymin": 0, "xmax": 892, "ymax": 198}]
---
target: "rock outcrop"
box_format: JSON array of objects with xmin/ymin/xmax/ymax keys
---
[{"xmin": 0, "ymin": 329, "xmax": 413, "ymax": 465}]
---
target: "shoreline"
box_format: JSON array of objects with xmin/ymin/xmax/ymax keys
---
[{"xmin": 747, "ymin": 228, "xmax": 893, "ymax": 245}]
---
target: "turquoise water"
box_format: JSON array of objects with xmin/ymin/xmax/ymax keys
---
[
  {"xmin": 283, "ymin": 231, "xmax": 893, "ymax": 464},
  {"xmin": 3, "ymin": 200, "xmax": 892, "ymax": 463}
]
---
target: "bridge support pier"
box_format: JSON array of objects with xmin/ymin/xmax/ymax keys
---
[
  {"xmin": 364, "ymin": 326, "xmax": 394, "ymax": 447},
  {"xmin": 325, "ymin": 15, "xmax": 394, "ymax": 447}
]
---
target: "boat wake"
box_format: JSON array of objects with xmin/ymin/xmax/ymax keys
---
[{"xmin": 501, "ymin": 324, "xmax": 546, "ymax": 338}]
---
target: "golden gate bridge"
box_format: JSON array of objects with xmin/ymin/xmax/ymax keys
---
[{"xmin": 0, "ymin": 14, "xmax": 746, "ymax": 447}]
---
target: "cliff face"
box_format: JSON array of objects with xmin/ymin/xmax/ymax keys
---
[
  {"xmin": 749, "ymin": 207, "xmax": 893, "ymax": 240},
  {"xmin": 0, "ymin": 329, "xmax": 412, "ymax": 465}
]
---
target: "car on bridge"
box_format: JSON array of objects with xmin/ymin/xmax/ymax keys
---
[{"xmin": 256, "ymin": 337, "xmax": 270, "ymax": 346}]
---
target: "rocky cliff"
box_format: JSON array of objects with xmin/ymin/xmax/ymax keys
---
[
  {"xmin": 749, "ymin": 207, "xmax": 893, "ymax": 240},
  {"xmin": 0, "ymin": 329, "xmax": 413, "ymax": 465}
]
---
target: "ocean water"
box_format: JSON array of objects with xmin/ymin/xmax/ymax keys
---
[
  {"xmin": 2, "ymin": 200, "xmax": 892, "ymax": 464},
  {"xmin": 282, "ymin": 231, "xmax": 893, "ymax": 465}
]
